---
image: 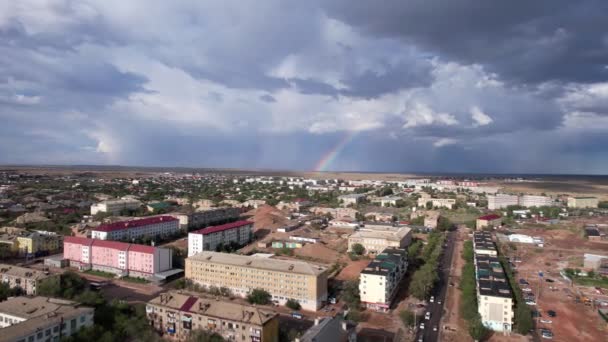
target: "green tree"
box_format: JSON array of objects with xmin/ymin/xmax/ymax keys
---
[
  {"xmin": 247, "ymin": 288, "xmax": 272, "ymax": 305},
  {"xmin": 351, "ymin": 243, "xmax": 365, "ymax": 256},
  {"xmin": 285, "ymin": 298, "xmax": 301, "ymax": 311},
  {"xmin": 468, "ymin": 314, "xmax": 489, "ymax": 340},
  {"xmin": 341, "ymin": 280, "xmax": 360, "ymax": 308},
  {"xmin": 186, "ymin": 330, "xmax": 225, "ymax": 342}
]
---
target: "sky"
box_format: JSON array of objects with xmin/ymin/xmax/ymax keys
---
[{"xmin": 1, "ymin": 1, "xmax": 608, "ymax": 174}]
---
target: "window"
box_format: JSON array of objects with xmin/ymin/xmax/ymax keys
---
[
  {"xmin": 53, "ymin": 326, "xmax": 59, "ymax": 333},
  {"xmin": 37, "ymin": 332, "xmax": 43, "ymax": 339},
  {"xmin": 80, "ymin": 316, "xmax": 85, "ymax": 323},
  {"xmin": 46, "ymin": 329, "xmax": 51, "ymax": 336},
  {"xmin": 71, "ymin": 319, "xmax": 76, "ymax": 330}
]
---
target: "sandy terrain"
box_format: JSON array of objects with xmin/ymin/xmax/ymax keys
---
[
  {"xmin": 335, "ymin": 259, "xmax": 370, "ymax": 281},
  {"xmin": 501, "ymin": 179, "xmax": 608, "ymax": 200}
]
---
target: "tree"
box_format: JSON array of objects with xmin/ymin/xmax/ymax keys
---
[
  {"xmin": 186, "ymin": 330, "xmax": 225, "ymax": 342},
  {"xmin": 468, "ymin": 314, "xmax": 489, "ymax": 340},
  {"xmin": 399, "ymin": 310, "xmax": 416, "ymax": 328},
  {"xmin": 341, "ymin": 280, "xmax": 360, "ymax": 308},
  {"xmin": 285, "ymin": 298, "xmax": 301, "ymax": 311},
  {"xmin": 247, "ymin": 288, "xmax": 271, "ymax": 305},
  {"xmin": 351, "ymin": 243, "xmax": 365, "ymax": 256}
]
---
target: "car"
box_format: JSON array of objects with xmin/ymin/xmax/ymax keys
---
[
  {"xmin": 420, "ymin": 322, "xmax": 425, "ymax": 329},
  {"xmin": 418, "ymin": 337, "xmax": 424, "ymax": 342},
  {"xmin": 519, "ymin": 278, "xmax": 529, "ymax": 285},
  {"xmin": 449, "ymin": 282, "xmax": 455, "ymax": 287},
  {"xmin": 547, "ymin": 310, "xmax": 557, "ymax": 317},
  {"xmin": 525, "ymin": 300, "xmax": 537, "ymax": 306},
  {"xmin": 438, "ymin": 300, "xmax": 442, "ymax": 305},
  {"xmin": 429, "ymin": 296, "xmax": 435, "ymax": 303},
  {"xmin": 522, "ymin": 287, "xmax": 533, "ymax": 292},
  {"xmin": 540, "ymin": 319, "xmax": 553, "ymax": 324},
  {"xmin": 545, "ymin": 278, "xmax": 554, "ymax": 283},
  {"xmin": 425, "ymin": 312, "xmax": 431, "ymax": 320},
  {"xmin": 540, "ymin": 329, "xmax": 553, "ymax": 339},
  {"xmin": 433, "ymin": 325, "xmax": 438, "ymax": 332},
  {"xmin": 416, "ymin": 303, "xmax": 426, "ymax": 308}
]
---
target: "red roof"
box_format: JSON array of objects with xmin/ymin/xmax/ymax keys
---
[
  {"xmin": 478, "ymin": 214, "xmax": 501, "ymax": 221},
  {"xmin": 64, "ymin": 236, "xmax": 93, "ymax": 245},
  {"xmin": 191, "ymin": 220, "xmax": 253, "ymax": 235},
  {"xmin": 93, "ymin": 216, "xmax": 178, "ymax": 232},
  {"xmin": 179, "ymin": 296, "xmax": 198, "ymax": 312},
  {"xmin": 92, "ymin": 239, "xmax": 130, "ymax": 251},
  {"xmin": 128, "ymin": 244, "xmax": 156, "ymax": 254}
]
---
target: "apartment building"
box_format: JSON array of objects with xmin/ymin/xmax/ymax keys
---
[
  {"xmin": 359, "ymin": 248, "xmax": 408, "ymax": 311},
  {"xmin": 0, "ymin": 296, "xmax": 94, "ymax": 342},
  {"xmin": 519, "ymin": 195, "xmax": 553, "ymax": 208},
  {"xmin": 487, "ymin": 194, "xmax": 519, "ymax": 210},
  {"xmin": 567, "ymin": 196, "xmax": 599, "ymax": 208},
  {"xmin": 474, "ymin": 252, "xmax": 514, "ymax": 332},
  {"xmin": 188, "ymin": 220, "xmax": 253, "ymax": 256},
  {"xmin": 90, "ymin": 198, "xmax": 141, "ymax": 215},
  {"xmin": 171, "ymin": 207, "xmax": 242, "ymax": 230},
  {"xmin": 63, "ymin": 237, "xmax": 173, "ymax": 279},
  {"xmin": 90, "ymin": 216, "xmax": 180, "ymax": 241},
  {"xmin": 0, "ymin": 264, "xmax": 59, "ymax": 295},
  {"xmin": 418, "ymin": 197, "xmax": 456, "ymax": 209},
  {"xmin": 0, "ymin": 228, "xmax": 62, "ymax": 257},
  {"xmin": 472, "ymin": 231, "xmax": 498, "ymax": 256},
  {"xmin": 297, "ymin": 316, "xmax": 356, "ymax": 342},
  {"xmin": 146, "ymin": 292, "xmax": 279, "ymax": 342},
  {"xmin": 348, "ymin": 227, "xmax": 412, "ymax": 255},
  {"xmin": 476, "ymin": 214, "xmax": 502, "ymax": 230},
  {"xmin": 338, "ymin": 194, "xmax": 366, "ymax": 207},
  {"xmin": 185, "ymin": 252, "xmax": 328, "ymax": 311}
]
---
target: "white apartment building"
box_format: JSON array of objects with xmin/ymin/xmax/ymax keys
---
[
  {"xmin": 487, "ymin": 194, "xmax": 519, "ymax": 210},
  {"xmin": 417, "ymin": 197, "xmax": 456, "ymax": 209},
  {"xmin": 519, "ymin": 195, "xmax": 553, "ymax": 208},
  {"xmin": 90, "ymin": 199, "xmax": 141, "ymax": 215},
  {"xmin": 567, "ymin": 196, "xmax": 599, "ymax": 208},
  {"xmin": 90, "ymin": 216, "xmax": 180, "ymax": 241},
  {"xmin": 187, "ymin": 220, "xmax": 253, "ymax": 257},
  {"xmin": 0, "ymin": 296, "xmax": 94, "ymax": 342},
  {"xmin": 359, "ymin": 248, "xmax": 408, "ymax": 311},
  {"xmin": 338, "ymin": 194, "xmax": 366, "ymax": 207},
  {"xmin": 474, "ymin": 254, "xmax": 514, "ymax": 332},
  {"xmin": 348, "ymin": 227, "xmax": 412, "ymax": 254}
]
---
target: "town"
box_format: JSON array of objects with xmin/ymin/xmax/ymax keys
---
[{"xmin": 0, "ymin": 168, "xmax": 606, "ymax": 342}]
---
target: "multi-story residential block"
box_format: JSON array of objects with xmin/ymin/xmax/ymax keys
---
[
  {"xmin": 187, "ymin": 220, "xmax": 253, "ymax": 256},
  {"xmin": 476, "ymin": 214, "xmax": 502, "ymax": 230},
  {"xmin": 417, "ymin": 197, "xmax": 456, "ymax": 209},
  {"xmin": 169, "ymin": 207, "xmax": 242, "ymax": 230},
  {"xmin": 146, "ymin": 292, "xmax": 279, "ymax": 342},
  {"xmin": 185, "ymin": 252, "xmax": 328, "ymax": 311},
  {"xmin": 348, "ymin": 227, "xmax": 412, "ymax": 255},
  {"xmin": 338, "ymin": 194, "xmax": 366, "ymax": 207},
  {"xmin": 487, "ymin": 194, "xmax": 519, "ymax": 210},
  {"xmin": 90, "ymin": 216, "xmax": 180, "ymax": 241},
  {"xmin": 519, "ymin": 195, "xmax": 553, "ymax": 208},
  {"xmin": 472, "ymin": 231, "xmax": 498, "ymax": 256},
  {"xmin": 0, "ymin": 296, "xmax": 94, "ymax": 342},
  {"xmin": 0, "ymin": 228, "xmax": 62, "ymax": 257},
  {"xmin": 277, "ymin": 199, "xmax": 313, "ymax": 212},
  {"xmin": 63, "ymin": 237, "xmax": 173, "ymax": 279},
  {"xmin": 567, "ymin": 196, "xmax": 599, "ymax": 208},
  {"xmin": 359, "ymin": 248, "xmax": 408, "ymax": 312},
  {"xmin": 90, "ymin": 198, "xmax": 141, "ymax": 215},
  {"xmin": 0, "ymin": 264, "xmax": 59, "ymax": 295},
  {"xmin": 296, "ymin": 316, "xmax": 357, "ymax": 342},
  {"xmin": 474, "ymin": 252, "xmax": 514, "ymax": 332}
]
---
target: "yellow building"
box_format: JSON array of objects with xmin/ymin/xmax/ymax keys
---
[
  {"xmin": 16, "ymin": 233, "xmax": 61, "ymax": 255},
  {"xmin": 567, "ymin": 197, "xmax": 599, "ymax": 208},
  {"xmin": 147, "ymin": 292, "xmax": 279, "ymax": 342},
  {"xmin": 185, "ymin": 252, "xmax": 328, "ymax": 311}
]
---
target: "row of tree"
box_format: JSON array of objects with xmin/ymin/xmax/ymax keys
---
[{"xmin": 409, "ymin": 232, "xmax": 445, "ymax": 300}]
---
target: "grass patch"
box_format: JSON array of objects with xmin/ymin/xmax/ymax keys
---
[
  {"xmin": 120, "ymin": 276, "xmax": 150, "ymax": 284},
  {"xmin": 84, "ymin": 270, "xmax": 116, "ymax": 278}
]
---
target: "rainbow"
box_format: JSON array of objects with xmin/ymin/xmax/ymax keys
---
[{"xmin": 313, "ymin": 130, "xmax": 359, "ymax": 172}]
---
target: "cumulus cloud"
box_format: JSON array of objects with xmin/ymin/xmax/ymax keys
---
[
  {"xmin": 403, "ymin": 102, "xmax": 458, "ymax": 128},
  {"xmin": 433, "ymin": 138, "xmax": 459, "ymax": 148},
  {"xmin": 470, "ymin": 106, "xmax": 493, "ymax": 126}
]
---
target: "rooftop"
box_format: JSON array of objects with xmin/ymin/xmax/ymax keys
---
[
  {"xmin": 148, "ymin": 292, "xmax": 277, "ymax": 326},
  {"xmin": 187, "ymin": 251, "xmax": 327, "ymax": 276},
  {"xmin": 478, "ymin": 214, "xmax": 501, "ymax": 221},
  {"xmin": 190, "ymin": 220, "xmax": 252, "ymax": 235},
  {"xmin": 298, "ymin": 316, "xmax": 355, "ymax": 342},
  {"xmin": 350, "ymin": 227, "xmax": 412, "ymax": 242},
  {"xmin": 92, "ymin": 215, "xmax": 178, "ymax": 232},
  {"xmin": 0, "ymin": 264, "xmax": 55, "ymax": 281},
  {"xmin": 64, "ymin": 236, "xmax": 158, "ymax": 254}
]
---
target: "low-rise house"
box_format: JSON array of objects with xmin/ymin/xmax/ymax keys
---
[
  {"xmin": 296, "ymin": 316, "xmax": 356, "ymax": 342},
  {"xmin": 476, "ymin": 214, "xmax": 502, "ymax": 230},
  {"xmin": 338, "ymin": 194, "xmax": 366, "ymax": 207},
  {"xmin": 0, "ymin": 264, "xmax": 59, "ymax": 295},
  {"xmin": 90, "ymin": 198, "xmax": 141, "ymax": 215},
  {"xmin": 0, "ymin": 296, "xmax": 94, "ymax": 342},
  {"xmin": 146, "ymin": 292, "xmax": 279, "ymax": 342},
  {"xmin": 359, "ymin": 248, "xmax": 408, "ymax": 311},
  {"xmin": 328, "ymin": 219, "xmax": 359, "ymax": 229},
  {"xmin": 289, "ymin": 235, "xmax": 318, "ymax": 244},
  {"xmin": 187, "ymin": 220, "xmax": 253, "ymax": 256}
]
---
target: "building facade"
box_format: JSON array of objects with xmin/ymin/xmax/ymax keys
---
[
  {"xmin": 0, "ymin": 264, "xmax": 59, "ymax": 296},
  {"xmin": 347, "ymin": 227, "xmax": 412, "ymax": 254},
  {"xmin": 487, "ymin": 194, "xmax": 519, "ymax": 210},
  {"xmin": 359, "ymin": 248, "xmax": 408, "ymax": 311},
  {"xmin": 338, "ymin": 194, "xmax": 366, "ymax": 207},
  {"xmin": 171, "ymin": 207, "xmax": 242, "ymax": 230},
  {"xmin": 476, "ymin": 214, "xmax": 502, "ymax": 230},
  {"xmin": 185, "ymin": 252, "xmax": 328, "ymax": 311},
  {"xmin": 90, "ymin": 199, "xmax": 141, "ymax": 215},
  {"xmin": 188, "ymin": 220, "xmax": 253, "ymax": 256},
  {"xmin": 90, "ymin": 216, "xmax": 180, "ymax": 241},
  {"xmin": 146, "ymin": 292, "xmax": 279, "ymax": 342},
  {"xmin": 519, "ymin": 195, "xmax": 553, "ymax": 208},
  {"xmin": 0, "ymin": 296, "xmax": 94, "ymax": 342},
  {"xmin": 567, "ymin": 197, "xmax": 599, "ymax": 208},
  {"xmin": 63, "ymin": 237, "xmax": 173, "ymax": 279}
]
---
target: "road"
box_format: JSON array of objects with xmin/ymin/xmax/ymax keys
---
[{"xmin": 415, "ymin": 230, "xmax": 456, "ymax": 342}]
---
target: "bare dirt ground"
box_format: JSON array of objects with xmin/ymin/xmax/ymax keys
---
[
  {"xmin": 501, "ymin": 180, "xmax": 608, "ymax": 201},
  {"xmin": 507, "ymin": 244, "xmax": 607, "ymax": 342},
  {"xmin": 335, "ymin": 259, "xmax": 370, "ymax": 281},
  {"xmin": 516, "ymin": 225, "xmax": 607, "ymax": 253}
]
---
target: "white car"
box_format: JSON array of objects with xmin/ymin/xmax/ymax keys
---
[
  {"xmin": 433, "ymin": 326, "xmax": 438, "ymax": 332},
  {"xmin": 420, "ymin": 322, "xmax": 425, "ymax": 329},
  {"xmin": 540, "ymin": 319, "xmax": 552, "ymax": 324},
  {"xmin": 425, "ymin": 312, "xmax": 431, "ymax": 320},
  {"xmin": 522, "ymin": 288, "xmax": 533, "ymax": 292},
  {"xmin": 429, "ymin": 296, "xmax": 435, "ymax": 303}
]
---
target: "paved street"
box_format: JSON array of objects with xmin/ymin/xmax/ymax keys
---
[{"xmin": 415, "ymin": 230, "xmax": 457, "ymax": 342}]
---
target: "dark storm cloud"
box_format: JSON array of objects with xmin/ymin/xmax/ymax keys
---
[{"xmin": 320, "ymin": 0, "xmax": 608, "ymax": 85}]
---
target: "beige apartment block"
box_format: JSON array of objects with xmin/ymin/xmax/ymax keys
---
[
  {"xmin": 0, "ymin": 264, "xmax": 59, "ymax": 295},
  {"xmin": 348, "ymin": 227, "xmax": 412, "ymax": 254},
  {"xmin": 567, "ymin": 196, "xmax": 599, "ymax": 208},
  {"xmin": 147, "ymin": 292, "xmax": 279, "ymax": 342},
  {"xmin": 185, "ymin": 252, "xmax": 328, "ymax": 311}
]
